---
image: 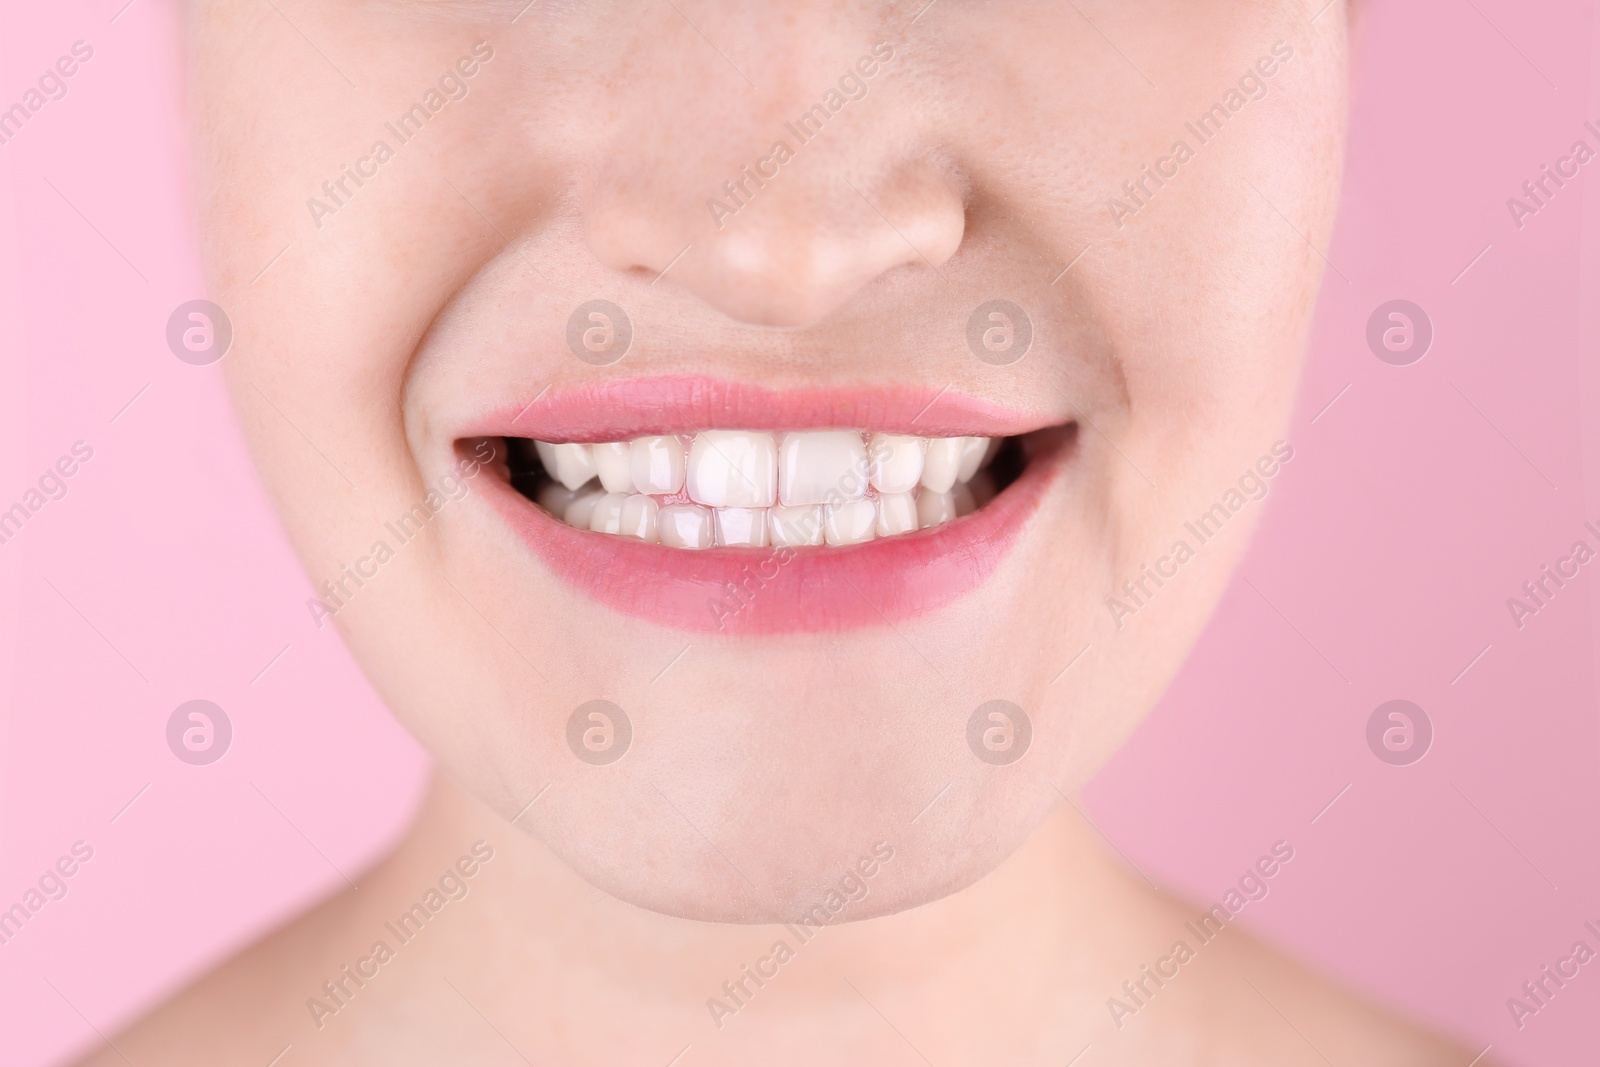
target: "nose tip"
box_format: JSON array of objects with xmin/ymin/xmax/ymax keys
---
[
  {"xmin": 584, "ymin": 165, "xmax": 967, "ymax": 329},
  {"xmin": 694, "ymin": 175, "xmax": 966, "ymax": 327}
]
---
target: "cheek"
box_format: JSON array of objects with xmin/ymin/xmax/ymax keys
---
[
  {"xmin": 1093, "ymin": 66, "xmax": 1338, "ymax": 530},
  {"xmin": 201, "ymin": 19, "xmax": 519, "ymax": 552},
  {"xmin": 927, "ymin": 2, "xmax": 1342, "ymax": 450}
]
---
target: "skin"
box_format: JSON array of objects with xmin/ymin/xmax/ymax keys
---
[{"xmin": 83, "ymin": 0, "xmax": 1485, "ymax": 1062}]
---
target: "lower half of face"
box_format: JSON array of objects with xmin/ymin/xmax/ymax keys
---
[{"xmin": 195, "ymin": 0, "xmax": 1345, "ymax": 921}]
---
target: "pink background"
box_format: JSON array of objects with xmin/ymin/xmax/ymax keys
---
[{"xmin": 2, "ymin": 1, "xmax": 1598, "ymax": 1063}]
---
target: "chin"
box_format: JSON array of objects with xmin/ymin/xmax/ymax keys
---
[{"xmin": 509, "ymin": 724, "xmax": 1066, "ymax": 924}]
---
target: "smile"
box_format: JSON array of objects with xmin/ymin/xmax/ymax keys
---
[
  {"xmin": 465, "ymin": 376, "xmax": 1074, "ymax": 634},
  {"xmin": 518, "ymin": 429, "xmax": 1006, "ymax": 547}
]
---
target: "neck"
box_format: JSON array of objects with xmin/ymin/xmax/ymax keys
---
[{"xmin": 353, "ymin": 772, "xmax": 1181, "ymax": 1062}]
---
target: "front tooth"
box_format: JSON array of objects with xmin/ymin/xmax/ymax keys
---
[
  {"xmin": 594, "ymin": 442, "xmax": 633, "ymax": 493},
  {"xmin": 824, "ymin": 500, "xmax": 877, "ymax": 545},
  {"xmin": 618, "ymin": 494, "xmax": 659, "ymax": 541},
  {"xmin": 588, "ymin": 492, "xmax": 629, "ymax": 534},
  {"xmin": 920, "ymin": 437, "xmax": 963, "ymax": 493},
  {"xmin": 715, "ymin": 507, "xmax": 769, "ymax": 547},
  {"xmin": 769, "ymin": 504, "xmax": 824, "ymax": 546},
  {"xmin": 535, "ymin": 441, "xmax": 597, "ymax": 491},
  {"xmin": 916, "ymin": 489, "xmax": 957, "ymax": 529},
  {"xmin": 779, "ymin": 431, "xmax": 868, "ymax": 506},
  {"xmin": 868, "ymin": 434, "xmax": 925, "ymax": 494},
  {"xmin": 630, "ymin": 435, "xmax": 686, "ymax": 495},
  {"xmin": 658, "ymin": 504, "xmax": 714, "ymax": 549},
  {"xmin": 876, "ymin": 492, "xmax": 919, "ymax": 537},
  {"xmin": 955, "ymin": 437, "xmax": 989, "ymax": 483},
  {"xmin": 563, "ymin": 488, "xmax": 605, "ymax": 529},
  {"xmin": 687, "ymin": 431, "xmax": 777, "ymax": 508}
]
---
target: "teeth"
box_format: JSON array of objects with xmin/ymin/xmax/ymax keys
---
[
  {"xmin": 536, "ymin": 482, "xmax": 580, "ymax": 516},
  {"xmin": 687, "ymin": 431, "xmax": 778, "ymax": 509},
  {"xmin": 563, "ymin": 488, "xmax": 605, "ymax": 529},
  {"xmin": 920, "ymin": 437, "xmax": 963, "ymax": 494},
  {"xmin": 869, "ymin": 434, "xmax": 925, "ymax": 494},
  {"xmin": 658, "ymin": 504, "xmax": 714, "ymax": 549},
  {"xmin": 824, "ymin": 500, "xmax": 877, "ymax": 546},
  {"xmin": 594, "ymin": 442, "xmax": 634, "ymax": 493},
  {"xmin": 875, "ymin": 492, "xmax": 919, "ymax": 537},
  {"xmin": 917, "ymin": 489, "xmax": 957, "ymax": 529},
  {"xmin": 536, "ymin": 441, "xmax": 597, "ymax": 491},
  {"xmin": 588, "ymin": 492, "xmax": 629, "ymax": 535},
  {"xmin": 779, "ymin": 431, "xmax": 869, "ymax": 506},
  {"xmin": 630, "ymin": 436, "xmax": 686, "ymax": 495},
  {"xmin": 955, "ymin": 436, "xmax": 988, "ymax": 483},
  {"xmin": 769, "ymin": 504, "xmax": 825, "ymax": 547},
  {"xmin": 530, "ymin": 430, "xmax": 1003, "ymax": 548},
  {"xmin": 715, "ymin": 507, "xmax": 769, "ymax": 548},
  {"xmin": 618, "ymin": 494, "xmax": 659, "ymax": 541}
]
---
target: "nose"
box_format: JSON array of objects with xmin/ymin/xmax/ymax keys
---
[
  {"xmin": 586, "ymin": 158, "xmax": 966, "ymax": 329},
  {"xmin": 579, "ymin": 34, "xmax": 965, "ymax": 328}
]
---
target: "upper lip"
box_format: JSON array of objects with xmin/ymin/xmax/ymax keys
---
[{"xmin": 460, "ymin": 375, "xmax": 1066, "ymax": 443}]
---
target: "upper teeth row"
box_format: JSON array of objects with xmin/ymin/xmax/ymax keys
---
[{"xmin": 534, "ymin": 431, "xmax": 996, "ymax": 505}]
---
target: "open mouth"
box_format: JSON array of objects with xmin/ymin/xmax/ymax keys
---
[
  {"xmin": 507, "ymin": 430, "xmax": 1023, "ymax": 548},
  {"xmin": 463, "ymin": 377, "xmax": 1073, "ymax": 634}
]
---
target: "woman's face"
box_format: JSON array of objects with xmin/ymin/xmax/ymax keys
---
[{"xmin": 191, "ymin": 0, "xmax": 1345, "ymax": 921}]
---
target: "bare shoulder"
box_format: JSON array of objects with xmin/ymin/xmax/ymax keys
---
[
  {"xmin": 1214, "ymin": 933, "xmax": 1487, "ymax": 1066},
  {"xmin": 72, "ymin": 880, "xmax": 370, "ymax": 1067},
  {"xmin": 1115, "ymin": 887, "xmax": 1493, "ymax": 1067},
  {"xmin": 74, "ymin": 790, "xmax": 504, "ymax": 1067}
]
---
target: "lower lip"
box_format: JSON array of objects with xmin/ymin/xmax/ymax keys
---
[{"xmin": 480, "ymin": 436, "xmax": 1069, "ymax": 635}]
